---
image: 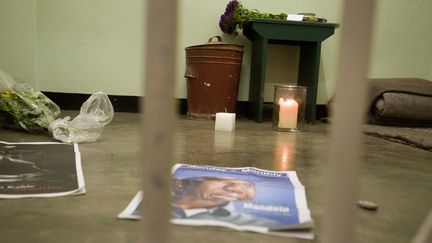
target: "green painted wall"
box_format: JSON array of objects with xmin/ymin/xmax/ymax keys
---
[
  {"xmin": 370, "ymin": 0, "xmax": 432, "ymax": 79},
  {"xmin": 0, "ymin": 0, "xmax": 36, "ymax": 86},
  {"xmin": 0, "ymin": 0, "xmax": 431, "ymax": 103},
  {"xmin": 36, "ymin": 0, "xmax": 145, "ymax": 95}
]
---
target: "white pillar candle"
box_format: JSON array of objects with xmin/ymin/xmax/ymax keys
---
[
  {"xmin": 278, "ymin": 98, "xmax": 298, "ymax": 129},
  {"xmin": 215, "ymin": 113, "xmax": 236, "ymax": 132}
]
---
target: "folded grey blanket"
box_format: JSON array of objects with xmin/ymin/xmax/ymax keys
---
[{"xmin": 367, "ymin": 78, "xmax": 432, "ymax": 126}]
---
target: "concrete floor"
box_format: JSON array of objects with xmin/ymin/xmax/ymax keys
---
[{"xmin": 0, "ymin": 112, "xmax": 431, "ymax": 243}]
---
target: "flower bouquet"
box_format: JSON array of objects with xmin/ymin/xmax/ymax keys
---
[
  {"xmin": 0, "ymin": 69, "xmax": 60, "ymax": 132},
  {"xmin": 219, "ymin": 0, "xmax": 287, "ymax": 36}
]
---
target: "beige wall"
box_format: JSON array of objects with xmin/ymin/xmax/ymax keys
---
[{"xmin": 0, "ymin": 0, "xmax": 431, "ymax": 103}]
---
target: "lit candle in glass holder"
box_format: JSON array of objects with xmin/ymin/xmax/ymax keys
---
[
  {"xmin": 273, "ymin": 85, "xmax": 307, "ymax": 132},
  {"xmin": 278, "ymin": 98, "xmax": 298, "ymax": 129}
]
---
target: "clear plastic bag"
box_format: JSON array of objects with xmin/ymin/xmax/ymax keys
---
[
  {"xmin": 0, "ymin": 69, "xmax": 61, "ymax": 132},
  {"xmin": 48, "ymin": 92, "xmax": 114, "ymax": 143}
]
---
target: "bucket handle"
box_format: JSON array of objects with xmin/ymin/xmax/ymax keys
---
[
  {"xmin": 184, "ymin": 64, "xmax": 198, "ymax": 79},
  {"xmin": 207, "ymin": 36, "xmax": 222, "ymax": 43}
]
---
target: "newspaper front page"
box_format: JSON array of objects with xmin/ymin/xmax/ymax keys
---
[
  {"xmin": 118, "ymin": 163, "xmax": 313, "ymax": 239},
  {"xmin": 0, "ymin": 141, "xmax": 85, "ymax": 198}
]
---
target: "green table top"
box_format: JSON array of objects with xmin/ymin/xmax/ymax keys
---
[
  {"xmin": 243, "ymin": 18, "xmax": 339, "ymax": 42},
  {"xmin": 246, "ymin": 18, "xmax": 340, "ymax": 28}
]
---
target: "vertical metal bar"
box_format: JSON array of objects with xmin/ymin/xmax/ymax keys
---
[
  {"xmin": 141, "ymin": 0, "xmax": 177, "ymax": 242},
  {"xmin": 322, "ymin": 0, "xmax": 376, "ymax": 243}
]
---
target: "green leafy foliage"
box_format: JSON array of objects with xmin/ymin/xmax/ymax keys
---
[
  {"xmin": 219, "ymin": 0, "xmax": 287, "ymax": 36},
  {"xmin": 0, "ymin": 71, "xmax": 60, "ymax": 132}
]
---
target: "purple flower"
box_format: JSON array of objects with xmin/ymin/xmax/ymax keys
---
[
  {"xmin": 219, "ymin": 0, "xmax": 287, "ymax": 36},
  {"xmin": 219, "ymin": 0, "xmax": 240, "ymax": 35}
]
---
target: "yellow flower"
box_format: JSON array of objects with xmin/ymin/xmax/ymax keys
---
[{"xmin": 0, "ymin": 90, "xmax": 14, "ymax": 98}]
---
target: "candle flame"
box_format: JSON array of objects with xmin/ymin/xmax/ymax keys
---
[{"xmin": 279, "ymin": 98, "xmax": 297, "ymax": 105}]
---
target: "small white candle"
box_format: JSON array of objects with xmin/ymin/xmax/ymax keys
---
[
  {"xmin": 278, "ymin": 98, "xmax": 298, "ymax": 129},
  {"xmin": 215, "ymin": 112, "xmax": 236, "ymax": 132}
]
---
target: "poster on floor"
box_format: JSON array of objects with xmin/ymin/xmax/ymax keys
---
[
  {"xmin": 0, "ymin": 141, "xmax": 85, "ymax": 198},
  {"xmin": 118, "ymin": 163, "xmax": 314, "ymax": 239}
]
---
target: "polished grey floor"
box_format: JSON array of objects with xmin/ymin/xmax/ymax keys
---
[{"xmin": 0, "ymin": 112, "xmax": 431, "ymax": 243}]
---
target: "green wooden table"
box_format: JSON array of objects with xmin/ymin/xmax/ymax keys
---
[{"xmin": 243, "ymin": 18, "xmax": 339, "ymax": 122}]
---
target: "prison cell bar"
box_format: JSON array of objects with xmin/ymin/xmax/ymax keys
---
[
  {"xmin": 322, "ymin": 0, "xmax": 376, "ymax": 243},
  {"xmin": 141, "ymin": 0, "xmax": 178, "ymax": 242}
]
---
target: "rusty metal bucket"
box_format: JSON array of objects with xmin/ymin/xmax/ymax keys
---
[{"xmin": 185, "ymin": 36, "xmax": 244, "ymax": 119}]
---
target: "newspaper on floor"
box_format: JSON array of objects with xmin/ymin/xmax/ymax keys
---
[
  {"xmin": 0, "ymin": 141, "xmax": 85, "ymax": 198},
  {"xmin": 118, "ymin": 163, "xmax": 314, "ymax": 239}
]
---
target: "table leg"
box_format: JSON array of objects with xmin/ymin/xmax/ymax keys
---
[
  {"xmin": 249, "ymin": 37, "xmax": 268, "ymax": 123},
  {"xmin": 298, "ymin": 42, "xmax": 321, "ymax": 123}
]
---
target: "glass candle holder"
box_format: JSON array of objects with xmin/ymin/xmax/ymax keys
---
[{"xmin": 272, "ymin": 85, "xmax": 307, "ymax": 132}]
